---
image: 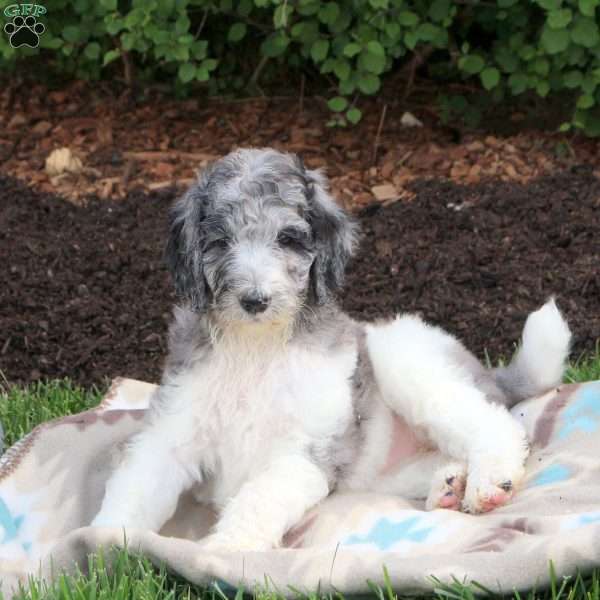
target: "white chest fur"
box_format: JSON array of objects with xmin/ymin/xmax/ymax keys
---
[{"xmin": 154, "ymin": 332, "xmax": 357, "ymax": 506}]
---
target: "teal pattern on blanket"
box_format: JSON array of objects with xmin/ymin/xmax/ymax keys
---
[
  {"xmin": 579, "ymin": 512, "xmax": 600, "ymax": 527},
  {"xmin": 343, "ymin": 516, "xmax": 434, "ymax": 550},
  {"xmin": 0, "ymin": 499, "xmax": 24, "ymax": 544},
  {"xmin": 0, "ymin": 498, "xmax": 29, "ymax": 553},
  {"xmin": 529, "ymin": 464, "xmax": 571, "ymax": 487},
  {"xmin": 558, "ymin": 383, "xmax": 600, "ymax": 440}
]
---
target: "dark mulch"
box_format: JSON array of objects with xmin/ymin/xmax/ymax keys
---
[{"xmin": 1, "ymin": 171, "xmax": 599, "ymax": 387}]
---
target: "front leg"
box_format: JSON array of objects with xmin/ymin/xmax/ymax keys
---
[
  {"xmin": 92, "ymin": 424, "xmax": 197, "ymax": 532},
  {"xmin": 201, "ymin": 454, "xmax": 329, "ymax": 551},
  {"xmin": 366, "ymin": 316, "xmax": 529, "ymax": 514}
]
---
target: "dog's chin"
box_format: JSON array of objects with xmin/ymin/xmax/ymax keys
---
[{"xmin": 214, "ymin": 304, "xmax": 299, "ymax": 334}]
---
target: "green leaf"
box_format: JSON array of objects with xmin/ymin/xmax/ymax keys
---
[
  {"xmin": 328, "ymin": 96, "xmax": 348, "ymax": 112},
  {"xmin": 367, "ymin": 40, "xmax": 385, "ymax": 56},
  {"xmin": 157, "ymin": 0, "xmax": 175, "ymax": 13},
  {"xmin": 178, "ymin": 34, "xmax": 194, "ymax": 45},
  {"xmin": 416, "ymin": 23, "xmax": 442, "ymax": 42},
  {"xmin": 228, "ymin": 22, "xmax": 247, "ymax": 42},
  {"xmin": 318, "ymin": 2, "xmax": 340, "ymax": 25},
  {"xmin": 480, "ymin": 67, "xmax": 500, "ymax": 90},
  {"xmin": 178, "ymin": 62, "xmax": 196, "ymax": 83},
  {"xmin": 564, "ymin": 69, "xmax": 583, "ymax": 87},
  {"xmin": 357, "ymin": 72, "xmax": 380, "ymax": 94},
  {"xmin": 191, "ymin": 40, "xmax": 208, "ymax": 59},
  {"xmin": 40, "ymin": 36, "xmax": 63, "ymax": 49},
  {"xmin": 333, "ymin": 59, "xmax": 351, "ymax": 80},
  {"xmin": 175, "ymin": 14, "xmax": 190, "ymax": 35},
  {"xmin": 518, "ymin": 44, "xmax": 536, "ymax": 60},
  {"xmin": 102, "ymin": 48, "xmax": 121, "ymax": 66},
  {"xmin": 576, "ymin": 93, "xmax": 595, "ymax": 108},
  {"xmin": 100, "ymin": 0, "xmax": 117, "ymax": 9},
  {"xmin": 579, "ymin": 0, "xmax": 599, "ymax": 16},
  {"xmin": 398, "ymin": 11, "xmax": 419, "ymax": 26},
  {"xmin": 261, "ymin": 32, "xmax": 289, "ymax": 57},
  {"xmin": 84, "ymin": 42, "xmax": 101, "ymax": 60},
  {"xmin": 274, "ymin": 4, "xmax": 293, "ymax": 28},
  {"xmin": 339, "ymin": 77, "xmax": 356, "ymax": 94},
  {"xmin": 581, "ymin": 75, "xmax": 598, "ymax": 94},
  {"xmin": 536, "ymin": 0, "xmax": 561, "ymax": 9},
  {"xmin": 369, "ymin": 0, "xmax": 388, "ymax": 8},
  {"xmin": 321, "ymin": 58, "xmax": 336, "ymax": 74},
  {"xmin": 360, "ymin": 49, "xmax": 386, "ymax": 74},
  {"xmin": 494, "ymin": 46, "xmax": 519, "ymax": 73},
  {"xmin": 359, "ymin": 41, "xmax": 386, "ymax": 74},
  {"xmin": 571, "ymin": 16, "xmax": 600, "ymax": 47},
  {"xmin": 343, "ymin": 42, "xmax": 361, "ymax": 57},
  {"xmin": 346, "ymin": 107, "xmax": 362, "ymax": 124},
  {"xmin": 105, "ymin": 18, "xmax": 124, "ymax": 35},
  {"xmin": 196, "ymin": 66, "xmax": 210, "ymax": 81},
  {"xmin": 459, "ymin": 54, "xmax": 485, "ymax": 75},
  {"xmin": 171, "ymin": 43, "xmax": 189, "ymax": 60},
  {"xmin": 237, "ymin": 0, "xmax": 253, "ymax": 16},
  {"xmin": 297, "ymin": 0, "xmax": 319, "ymax": 15},
  {"xmin": 404, "ymin": 30, "xmax": 418, "ymax": 50},
  {"xmin": 508, "ymin": 72, "xmax": 529, "ymax": 94},
  {"xmin": 62, "ymin": 26, "xmax": 81, "ymax": 43},
  {"xmin": 536, "ymin": 80, "xmax": 550, "ymax": 96},
  {"xmin": 203, "ymin": 58, "xmax": 218, "ymax": 71},
  {"xmin": 428, "ymin": 0, "xmax": 451, "ymax": 22},
  {"xmin": 124, "ymin": 9, "xmax": 143, "ymax": 28},
  {"xmin": 540, "ymin": 26, "xmax": 570, "ymax": 53},
  {"xmin": 311, "ymin": 39, "xmax": 329, "ymax": 62},
  {"xmin": 532, "ymin": 57, "xmax": 550, "ymax": 76},
  {"xmin": 547, "ymin": 8, "xmax": 572, "ymax": 28},
  {"xmin": 385, "ymin": 23, "xmax": 401, "ymax": 40}
]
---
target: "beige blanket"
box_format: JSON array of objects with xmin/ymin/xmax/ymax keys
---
[{"xmin": 1, "ymin": 378, "xmax": 600, "ymax": 597}]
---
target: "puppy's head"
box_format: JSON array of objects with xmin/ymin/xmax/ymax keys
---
[{"xmin": 165, "ymin": 148, "xmax": 358, "ymax": 329}]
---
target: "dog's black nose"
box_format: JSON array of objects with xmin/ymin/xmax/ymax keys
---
[{"xmin": 240, "ymin": 294, "xmax": 270, "ymax": 314}]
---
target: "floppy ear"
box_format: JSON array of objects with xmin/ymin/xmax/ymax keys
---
[
  {"xmin": 305, "ymin": 168, "xmax": 359, "ymax": 304},
  {"xmin": 164, "ymin": 181, "xmax": 210, "ymax": 312}
]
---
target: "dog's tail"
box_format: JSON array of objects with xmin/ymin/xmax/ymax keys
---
[{"xmin": 494, "ymin": 298, "xmax": 572, "ymax": 408}]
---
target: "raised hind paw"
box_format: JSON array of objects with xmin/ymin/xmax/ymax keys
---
[
  {"xmin": 426, "ymin": 462, "xmax": 467, "ymax": 511},
  {"xmin": 461, "ymin": 458, "xmax": 525, "ymax": 514}
]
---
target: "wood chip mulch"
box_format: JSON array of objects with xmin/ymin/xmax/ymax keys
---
[
  {"xmin": 2, "ymin": 80, "xmax": 600, "ymax": 209},
  {"xmin": 2, "ymin": 169, "xmax": 598, "ymax": 387}
]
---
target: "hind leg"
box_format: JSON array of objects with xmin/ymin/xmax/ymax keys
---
[{"xmin": 366, "ymin": 316, "xmax": 529, "ymax": 514}]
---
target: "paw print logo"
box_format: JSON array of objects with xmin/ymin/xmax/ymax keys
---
[{"xmin": 4, "ymin": 15, "xmax": 45, "ymax": 48}]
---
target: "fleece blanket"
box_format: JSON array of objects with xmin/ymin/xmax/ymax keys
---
[{"xmin": 1, "ymin": 378, "xmax": 600, "ymax": 598}]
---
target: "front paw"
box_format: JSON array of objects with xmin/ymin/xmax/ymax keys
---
[{"xmin": 199, "ymin": 531, "xmax": 274, "ymax": 553}]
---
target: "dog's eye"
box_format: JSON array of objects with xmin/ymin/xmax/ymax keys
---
[
  {"xmin": 277, "ymin": 229, "xmax": 307, "ymax": 251},
  {"xmin": 205, "ymin": 238, "xmax": 229, "ymax": 252}
]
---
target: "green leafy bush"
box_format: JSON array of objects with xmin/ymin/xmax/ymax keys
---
[{"xmin": 2, "ymin": 0, "xmax": 600, "ymax": 133}]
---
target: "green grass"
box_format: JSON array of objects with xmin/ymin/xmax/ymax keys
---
[
  {"xmin": 9, "ymin": 549, "xmax": 600, "ymax": 600},
  {"xmin": 1, "ymin": 350, "xmax": 600, "ymax": 600},
  {"xmin": 0, "ymin": 378, "xmax": 103, "ymax": 448},
  {"xmin": 565, "ymin": 342, "xmax": 600, "ymax": 384}
]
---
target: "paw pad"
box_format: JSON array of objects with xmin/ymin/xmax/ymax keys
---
[{"xmin": 4, "ymin": 15, "xmax": 45, "ymax": 48}]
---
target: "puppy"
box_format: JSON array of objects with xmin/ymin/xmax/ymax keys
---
[{"xmin": 92, "ymin": 148, "xmax": 571, "ymax": 551}]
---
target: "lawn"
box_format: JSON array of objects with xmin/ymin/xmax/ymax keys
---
[{"xmin": 1, "ymin": 347, "xmax": 599, "ymax": 600}]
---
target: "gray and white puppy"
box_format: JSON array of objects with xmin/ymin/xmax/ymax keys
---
[{"xmin": 92, "ymin": 148, "xmax": 571, "ymax": 551}]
